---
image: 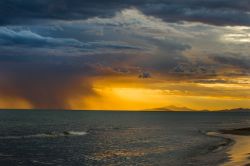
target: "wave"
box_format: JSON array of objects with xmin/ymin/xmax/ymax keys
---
[
  {"xmin": 206, "ymin": 131, "xmax": 234, "ymax": 152},
  {"xmin": 0, "ymin": 131, "xmax": 87, "ymax": 139}
]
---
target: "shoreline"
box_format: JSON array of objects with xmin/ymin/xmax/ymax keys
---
[{"xmin": 207, "ymin": 128, "xmax": 250, "ymax": 166}]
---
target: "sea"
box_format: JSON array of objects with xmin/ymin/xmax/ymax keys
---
[{"xmin": 0, "ymin": 110, "xmax": 250, "ymax": 166}]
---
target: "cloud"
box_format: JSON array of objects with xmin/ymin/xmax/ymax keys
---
[
  {"xmin": 141, "ymin": 2, "xmax": 250, "ymax": 26},
  {"xmin": 0, "ymin": 27, "xmax": 86, "ymax": 47},
  {"xmin": 139, "ymin": 72, "xmax": 151, "ymax": 79},
  {"xmin": 0, "ymin": 0, "xmax": 125, "ymax": 25},
  {"xmin": 0, "ymin": 2, "xmax": 250, "ymax": 109},
  {"xmin": 0, "ymin": 8, "xmax": 248, "ymax": 82},
  {"xmin": 0, "ymin": 60, "xmax": 124, "ymax": 109},
  {"xmin": 210, "ymin": 53, "xmax": 250, "ymax": 74},
  {"xmin": 1, "ymin": 0, "xmax": 250, "ymax": 26},
  {"xmin": 0, "ymin": 27, "xmax": 143, "ymax": 53}
]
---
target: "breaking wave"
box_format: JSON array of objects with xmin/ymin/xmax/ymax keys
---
[{"xmin": 0, "ymin": 131, "xmax": 87, "ymax": 139}]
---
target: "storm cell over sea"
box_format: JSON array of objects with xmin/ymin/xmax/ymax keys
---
[{"xmin": 0, "ymin": 0, "xmax": 250, "ymax": 166}]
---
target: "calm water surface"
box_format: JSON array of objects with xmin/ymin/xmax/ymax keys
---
[{"xmin": 0, "ymin": 110, "xmax": 250, "ymax": 166}]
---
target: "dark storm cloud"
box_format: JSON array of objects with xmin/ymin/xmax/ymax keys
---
[
  {"xmin": 0, "ymin": 27, "xmax": 142, "ymax": 50},
  {"xmin": 0, "ymin": 63, "xmax": 93, "ymax": 109},
  {"xmin": 140, "ymin": 0, "xmax": 250, "ymax": 26},
  {"xmin": 0, "ymin": 55, "xmax": 123, "ymax": 109},
  {"xmin": 212, "ymin": 54, "xmax": 250, "ymax": 70},
  {"xmin": 0, "ymin": 0, "xmax": 126, "ymax": 25},
  {"xmin": 0, "ymin": 43, "xmax": 137, "ymax": 109},
  {"xmin": 0, "ymin": 27, "xmax": 84, "ymax": 47},
  {"xmin": 1, "ymin": 0, "xmax": 250, "ymax": 26}
]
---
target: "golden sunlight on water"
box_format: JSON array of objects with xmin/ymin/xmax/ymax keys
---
[
  {"xmin": 92, "ymin": 147, "xmax": 168, "ymax": 161},
  {"xmin": 207, "ymin": 132, "xmax": 250, "ymax": 166},
  {"xmin": 222, "ymin": 135, "xmax": 250, "ymax": 166}
]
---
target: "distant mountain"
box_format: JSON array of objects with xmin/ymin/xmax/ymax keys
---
[
  {"xmin": 218, "ymin": 108, "xmax": 250, "ymax": 112},
  {"xmin": 146, "ymin": 105, "xmax": 197, "ymax": 111},
  {"xmin": 146, "ymin": 106, "xmax": 250, "ymax": 112}
]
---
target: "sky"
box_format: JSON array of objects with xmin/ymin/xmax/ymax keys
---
[{"xmin": 0, "ymin": 0, "xmax": 250, "ymax": 110}]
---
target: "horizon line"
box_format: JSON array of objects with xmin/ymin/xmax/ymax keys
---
[{"xmin": 0, "ymin": 108, "xmax": 249, "ymax": 112}]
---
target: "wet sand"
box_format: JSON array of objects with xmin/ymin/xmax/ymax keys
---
[{"xmin": 209, "ymin": 128, "xmax": 250, "ymax": 166}]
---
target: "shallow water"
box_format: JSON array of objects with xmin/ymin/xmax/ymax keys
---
[
  {"xmin": 221, "ymin": 135, "xmax": 250, "ymax": 166},
  {"xmin": 0, "ymin": 110, "xmax": 250, "ymax": 166}
]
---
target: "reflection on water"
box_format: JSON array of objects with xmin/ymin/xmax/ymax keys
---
[
  {"xmin": 207, "ymin": 131, "xmax": 250, "ymax": 166},
  {"xmin": 0, "ymin": 110, "xmax": 250, "ymax": 166},
  {"xmin": 93, "ymin": 147, "xmax": 168, "ymax": 160},
  {"xmin": 222, "ymin": 135, "xmax": 250, "ymax": 166}
]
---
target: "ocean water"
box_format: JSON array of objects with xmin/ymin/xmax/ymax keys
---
[{"xmin": 0, "ymin": 110, "xmax": 250, "ymax": 166}]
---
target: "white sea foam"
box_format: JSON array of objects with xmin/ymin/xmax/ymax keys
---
[
  {"xmin": 65, "ymin": 131, "xmax": 88, "ymax": 136},
  {"xmin": 0, "ymin": 131, "xmax": 87, "ymax": 139}
]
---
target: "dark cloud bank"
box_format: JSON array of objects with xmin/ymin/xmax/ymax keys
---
[{"xmin": 1, "ymin": 0, "xmax": 250, "ymax": 26}]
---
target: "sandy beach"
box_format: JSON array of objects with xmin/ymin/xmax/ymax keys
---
[{"xmin": 209, "ymin": 128, "xmax": 250, "ymax": 166}]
